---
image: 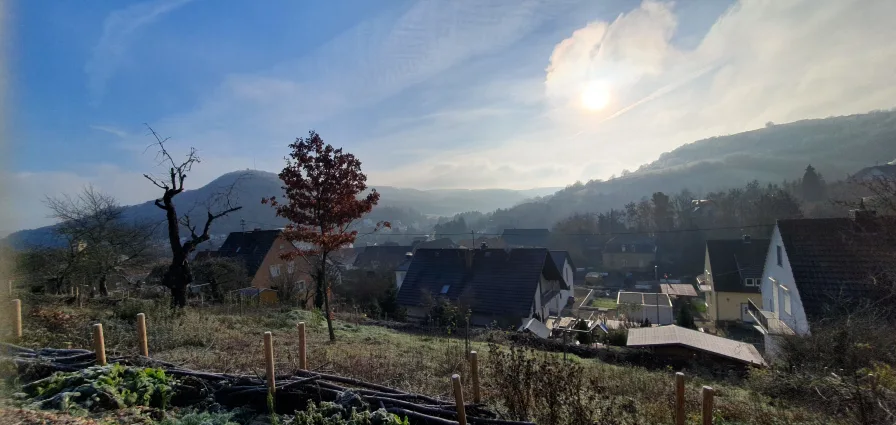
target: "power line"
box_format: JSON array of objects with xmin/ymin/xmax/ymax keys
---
[{"xmin": 236, "ymin": 219, "xmax": 776, "ymax": 237}]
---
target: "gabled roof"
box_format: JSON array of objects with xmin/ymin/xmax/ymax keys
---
[
  {"xmin": 777, "ymin": 216, "xmax": 896, "ymax": 322},
  {"xmin": 217, "ymin": 230, "xmax": 284, "ymax": 277},
  {"xmin": 413, "ymin": 238, "xmax": 457, "ymax": 250},
  {"xmin": 397, "ymin": 248, "xmax": 564, "ymax": 318},
  {"xmin": 353, "ymin": 245, "xmax": 413, "ymax": 269},
  {"xmin": 628, "ymin": 325, "xmax": 766, "ymax": 367},
  {"xmin": 330, "ymin": 247, "xmax": 364, "ymax": 268},
  {"xmin": 549, "ymin": 250, "xmax": 575, "ymax": 286},
  {"xmin": 501, "ymin": 229, "xmax": 551, "ymax": 247},
  {"xmin": 706, "ymin": 238, "xmax": 770, "ymax": 293}
]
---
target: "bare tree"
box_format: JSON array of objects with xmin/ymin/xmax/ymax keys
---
[
  {"xmin": 142, "ymin": 126, "xmax": 242, "ymax": 307},
  {"xmin": 45, "ymin": 185, "xmax": 157, "ymax": 296}
]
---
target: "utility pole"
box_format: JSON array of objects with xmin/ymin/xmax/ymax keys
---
[{"xmin": 240, "ymin": 219, "xmax": 246, "ymax": 233}]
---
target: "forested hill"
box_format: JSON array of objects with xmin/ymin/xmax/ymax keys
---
[
  {"xmin": 488, "ymin": 110, "xmax": 896, "ymax": 228},
  {"xmin": 1, "ymin": 171, "xmax": 559, "ymax": 249}
]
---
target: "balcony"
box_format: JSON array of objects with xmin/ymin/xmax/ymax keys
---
[{"xmin": 747, "ymin": 299, "xmax": 795, "ymax": 336}]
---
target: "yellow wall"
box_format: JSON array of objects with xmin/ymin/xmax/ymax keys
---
[
  {"xmin": 713, "ymin": 291, "xmax": 762, "ymax": 322},
  {"xmin": 249, "ymin": 234, "xmax": 312, "ymax": 290}
]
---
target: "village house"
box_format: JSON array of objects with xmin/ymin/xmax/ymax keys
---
[
  {"xmin": 750, "ymin": 211, "xmax": 896, "ymax": 359},
  {"xmin": 602, "ymin": 235, "xmax": 657, "ymax": 273},
  {"xmin": 352, "ymin": 245, "xmax": 413, "ymax": 271},
  {"xmin": 396, "ymin": 247, "xmax": 571, "ymax": 327},
  {"xmin": 549, "ymin": 250, "xmax": 576, "ymax": 309},
  {"xmin": 700, "ymin": 236, "xmax": 769, "ymax": 326},
  {"xmin": 214, "ymin": 229, "xmax": 313, "ymax": 304}
]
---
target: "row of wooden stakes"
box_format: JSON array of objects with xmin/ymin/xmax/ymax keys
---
[{"xmin": 9, "ymin": 299, "xmax": 716, "ymax": 425}]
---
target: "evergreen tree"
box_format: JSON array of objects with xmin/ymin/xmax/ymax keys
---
[{"xmin": 801, "ymin": 164, "xmax": 827, "ymax": 202}]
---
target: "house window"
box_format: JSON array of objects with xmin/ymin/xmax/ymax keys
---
[
  {"xmin": 270, "ymin": 265, "xmax": 281, "ymax": 278},
  {"xmin": 621, "ymin": 259, "xmax": 628, "ymax": 267},
  {"xmin": 745, "ymin": 278, "xmax": 757, "ymax": 287},
  {"xmin": 776, "ymin": 245, "xmax": 783, "ymax": 266},
  {"xmin": 287, "ymin": 261, "xmax": 295, "ymax": 274},
  {"xmin": 782, "ymin": 286, "xmax": 792, "ymax": 315},
  {"xmin": 440, "ymin": 285, "xmax": 450, "ymax": 294},
  {"xmin": 296, "ymin": 280, "xmax": 305, "ymax": 290}
]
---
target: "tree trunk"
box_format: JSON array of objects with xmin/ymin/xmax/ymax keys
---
[
  {"xmin": 165, "ymin": 256, "xmax": 193, "ymax": 308},
  {"xmin": 98, "ymin": 274, "xmax": 109, "ymax": 297},
  {"xmin": 322, "ymin": 252, "xmax": 335, "ymax": 341}
]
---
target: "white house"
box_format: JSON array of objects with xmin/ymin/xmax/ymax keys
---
[
  {"xmin": 549, "ymin": 251, "xmax": 576, "ymax": 310},
  {"xmin": 752, "ymin": 212, "xmax": 894, "ymax": 360}
]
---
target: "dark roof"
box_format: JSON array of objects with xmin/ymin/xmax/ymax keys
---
[
  {"xmin": 397, "ymin": 248, "xmax": 564, "ymax": 318},
  {"xmin": 604, "ymin": 235, "xmax": 656, "ymax": 253},
  {"xmin": 413, "ymin": 238, "xmax": 458, "ymax": 250},
  {"xmin": 777, "ymin": 216, "xmax": 896, "ymax": 322},
  {"xmin": 706, "ymin": 238, "xmax": 770, "ymax": 293},
  {"xmin": 549, "ymin": 250, "xmax": 575, "ymax": 286},
  {"xmin": 501, "ymin": 229, "xmax": 551, "ymax": 247},
  {"xmin": 353, "ymin": 245, "xmax": 413, "ymax": 269},
  {"xmin": 330, "ymin": 247, "xmax": 364, "ymax": 268},
  {"xmin": 217, "ymin": 230, "xmax": 284, "ymax": 277}
]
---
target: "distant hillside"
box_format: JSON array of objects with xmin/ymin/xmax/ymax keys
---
[
  {"xmin": 1, "ymin": 171, "xmax": 559, "ymax": 249},
  {"xmin": 489, "ymin": 110, "xmax": 896, "ymax": 228}
]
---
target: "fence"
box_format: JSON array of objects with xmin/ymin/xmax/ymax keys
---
[{"xmin": 6, "ymin": 300, "xmax": 719, "ymax": 424}]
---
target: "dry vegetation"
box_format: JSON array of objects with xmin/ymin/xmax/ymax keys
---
[{"xmin": 0, "ymin": 294, "xmax": 868, "ymax": 425}]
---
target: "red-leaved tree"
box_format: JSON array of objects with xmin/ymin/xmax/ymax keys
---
[{"xmin": 264, "ymin": 130, "xmax": 385, "ymax": 341}]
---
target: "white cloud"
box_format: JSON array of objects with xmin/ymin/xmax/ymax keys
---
[
  {"xmin": 90, "ymin": 125, "xmax": 129, "ymax": 138},
  {"xmin": 85, "ymin": 0, "xmax": 194, "ymax": 104}
]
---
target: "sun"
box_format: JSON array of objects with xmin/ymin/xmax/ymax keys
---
[{"xmin": 581, "ymin": 81, "xmax": 611, "ymax": 111}]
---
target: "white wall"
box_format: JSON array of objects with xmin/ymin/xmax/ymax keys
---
[
  {"xmin": 761, "ymin": 226, "xmax": 811, "ymax": 336},
  {"xmin": 395, "ymin": 270, "xmax": 407, "ymax": 290},
  {"xmin": 558, "ymin": 259, "xmax": 574, "ymax": 309}
]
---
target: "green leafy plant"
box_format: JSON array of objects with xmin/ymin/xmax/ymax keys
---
[
  {"xmin": 22, "ymin": 364, "xmax": 176, "ymax": 412},
  {"xmin": 292, "ymin": 401, "xmax": 409, "ymax": 425}
]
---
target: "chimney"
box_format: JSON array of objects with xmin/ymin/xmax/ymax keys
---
[
  {"xmin": 480, "ymin": 241, "xmax": 488, "ymax": 250},
  {"xmin": 742, "ymin": 235, "xmax": 751, "ymax": 244},
  {"xmin": 464, "ymin": 249, "xmax": 473, "ymax": 271}
]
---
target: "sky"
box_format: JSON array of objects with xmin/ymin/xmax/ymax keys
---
[{"xmin": 4, "ymin": 0, "xmax": 896, "ymax": 233}]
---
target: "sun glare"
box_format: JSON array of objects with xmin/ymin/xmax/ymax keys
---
[{"xmin": 581, "ymin": 81, "xmax": 611, "ymax": 111}]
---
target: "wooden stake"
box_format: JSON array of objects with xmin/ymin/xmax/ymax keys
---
[
  {"xmin": 451, "ymin": 374, "xmax": 467, "ymax": 425},
  {"xmin": 11, "ymin": 299, "xmax": 22, "ymax": 339},
  {"xmin": 297, "ymin": 322, "xmax": 307, "ymax": 370},
  {"xmin": 93, "ymin": 324, "xmax": 106, "ymax": 366},
  {"xmin": 675, "ymin": 372, "xmax": 685, "ymax": 425},
  {"xmin": 136, "ymin": 313, "xmax": 149, "ymax": 357},
  {"xmin": 702, "ymin": 386, "xmax": 714, "ymax": 425},
  {"xmin": 264, "ymin": 332, "xmax": 275, "ymax": 394},
  {"xmin": 470, "ymin": 351, "xmax": 481, "ymax": 404}
]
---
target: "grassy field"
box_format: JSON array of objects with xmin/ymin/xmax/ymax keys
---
[
  {"xmin": 589, "ymin": 297, "xmax": 617, "ymax": 309},
  {"xmin": 0, "ymin": 294, "xmax": 851, "ymax": 424}
]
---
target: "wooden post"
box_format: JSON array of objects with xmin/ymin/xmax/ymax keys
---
[
  {"xmin": 136, "ymin": 313, "xmax": 149, "ymax": 357},
  {"xmin": 451, "ymin": 374, "xmax": 467, "ymax": 425},
  {"xmin": 470, "ymin": 351, "xmax": 481, "ymax": 404},
  {"xmin": 264, "ymin": 332, "xmax": 275, "ymax": 394},
  {"xmin": 93, "ymin": 324, "xmax": 106, "ymax": 366},
  {"xmin": 702, "ymin": 386, "xmax": 714, "ymax": 425},
  {"xmin": 11, "ymin": 299, "xmax": 22, "ymax": 339},
  {"xmin": 297, "ymin": 322, "xmax": 307, "ymax": 370},
  {"xmin": 675, "ymin": 372, "xmax": 685, "ymax": 425}
]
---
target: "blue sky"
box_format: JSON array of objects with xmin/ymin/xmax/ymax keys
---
[{"xmin": 5, "ymin": 0, "xmax": 896, "ymax": 233}]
